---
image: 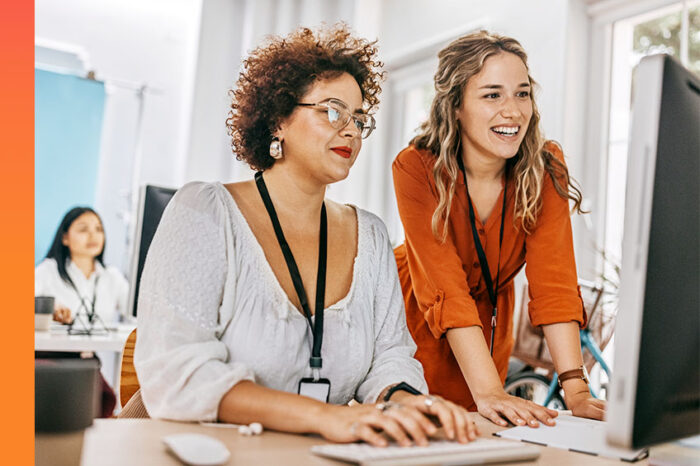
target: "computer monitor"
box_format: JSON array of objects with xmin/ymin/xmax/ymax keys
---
[
  {"xmin": 127, "ymin": 184, "xmax": 176, "ymax": 317},
  {"xmin": 606, "ymin": 54, "xmax": 699, "ymax": 449}
]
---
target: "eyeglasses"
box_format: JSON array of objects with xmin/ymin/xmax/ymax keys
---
[{"xmin": 297, "ymin": 98, "xmax": 376, "ymax": 139}]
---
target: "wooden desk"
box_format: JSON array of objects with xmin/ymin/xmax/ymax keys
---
[{"xmin": 78, "ymin": 414, "xmax": 698, "ymax": 465}]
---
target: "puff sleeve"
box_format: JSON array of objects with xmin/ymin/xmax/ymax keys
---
[{"xmin": 134, "ymin": 182, "xmax": 255, "ymax": 421}]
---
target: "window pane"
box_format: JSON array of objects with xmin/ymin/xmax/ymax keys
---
[
  {"xmin": 632, "ymin": 10, "xmax": 682, "ymax": 58},
  {"xmin": 690, "ymin": 5, "xmax": 700, "ymax": 74},
  {"xmin": 401, "ymin": 82, "xmax": 434, "ymax": 145},
  {"xmin": 605, "ymin": 5, "xmax": 687, "ymax": 265}
]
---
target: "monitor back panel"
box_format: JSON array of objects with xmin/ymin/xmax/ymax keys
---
[{"xmin": 632, "ymin": 55, "xmax": 699, "ymax": 447}]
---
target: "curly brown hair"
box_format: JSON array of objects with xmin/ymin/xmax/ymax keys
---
[{"xmin": 227, "ymin": 23, "xmax": 384, "ymax": 171}]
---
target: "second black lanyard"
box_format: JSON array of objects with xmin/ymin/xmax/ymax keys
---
[
  {"xmin": 255, "ymin": 171, "xmax": 327, "ymax": 380},
  {"xmin": 69, "ymin": 275, "xmax": 99, "ymax": 322},
  {"xmin": 456, "ymin": 156, "xmax": 507, "ymax": 357}
]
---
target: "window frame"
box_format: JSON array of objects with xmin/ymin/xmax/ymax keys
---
[{"xmin": 580, "ymin": 0, "xmax": 683, "ymax": 279}]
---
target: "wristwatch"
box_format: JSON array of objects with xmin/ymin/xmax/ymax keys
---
[
  {"xmin": 383, "ymin": 382, "xmax": 422, "ymax": 401},
  {"xmin": 558, "ymin": 365, "xmax": 590, "ymax": 388}
]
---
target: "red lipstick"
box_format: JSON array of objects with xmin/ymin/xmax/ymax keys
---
[{"xmin": 331, "ymin": 146, "xmax": 352, "ymax": 159}]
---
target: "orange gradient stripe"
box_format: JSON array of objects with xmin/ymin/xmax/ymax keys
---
[{"xmin": 0, "ymin": 1, "xmax": 34, "ymax": 464}]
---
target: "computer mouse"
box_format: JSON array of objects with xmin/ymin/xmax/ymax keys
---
[{"xmin": 162, "ymin": 433, "xmax": 231, "ymax": 465}]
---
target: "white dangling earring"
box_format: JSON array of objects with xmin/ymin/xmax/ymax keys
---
[{"xmin": 269, "ymin": 137, "xmax": 283, "ymax": 159}]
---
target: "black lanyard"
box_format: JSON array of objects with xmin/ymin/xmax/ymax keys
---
[
  {"xmin": 68, "ymin": 274, "xmax": 99, "ymax": 323},
  {"xmin": 255, "ymin": 172, "xmax": 327, "ymax": 380},
  {"xmin": 456, "ymin": 156, "xmax": 507, "ymax": 357}
]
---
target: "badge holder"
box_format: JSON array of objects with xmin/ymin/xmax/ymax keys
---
[{"xmin": 298, "ymin": 377, "xmax": 331, "ymax": 403}]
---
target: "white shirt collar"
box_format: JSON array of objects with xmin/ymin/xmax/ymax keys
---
[{"xmin": 66, "ymin": 258, "xmax": 104, "ymax": 283}]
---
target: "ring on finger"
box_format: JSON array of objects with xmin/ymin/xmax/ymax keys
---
[
  {"xmin": 350, "ymin": 421, "xmax": 359, "ymax": 436},
  {"xmin": 376, "ymin": 401, "xmax": 399, "ymax": 412},
  {"xmin": 424, "ymin": 395, "xmax": 437, "ymax": 410}
]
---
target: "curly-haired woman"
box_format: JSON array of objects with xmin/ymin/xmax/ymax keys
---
[
  {"xmin": 134, "ymin": 24, "xmax": 476, "ymax": 446},
  {"xmin": 393, "ymin": 31, "xmax": 606, "ymax": 427}
]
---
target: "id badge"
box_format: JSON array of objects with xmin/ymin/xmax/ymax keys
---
[{"xmin": 298, "ymin": 377, "xmax": 331, "ymax": 403}]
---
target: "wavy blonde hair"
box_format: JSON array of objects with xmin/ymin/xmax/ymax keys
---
[{"xmin": 411, "ymin": 31, "xmax": 583, "ymax": 240}]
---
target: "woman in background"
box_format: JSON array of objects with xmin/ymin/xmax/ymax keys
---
[
  {"xmin": 35, "ymin": 206, "xmax": 127, "ymax": 416},
  {"xmin": 393, "ymin": 31, "xmax": 605, "ymax": 428},
  {"xmin": 35, "ymin": 206, "xmax": 129, "ymax": 325},
  {"xmin": 135, "ymin": 24, "xmax": 477, "ymax": 446}
]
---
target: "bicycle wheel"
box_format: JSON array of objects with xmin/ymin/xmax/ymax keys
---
[{"xmin": 504, "ymin": 372, "xmax": 567, "ymax": 410}]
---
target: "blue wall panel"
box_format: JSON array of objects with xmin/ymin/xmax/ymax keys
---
[{"xmin": 35, "ymin": 69, "xmax": 105, "ymax": 263}]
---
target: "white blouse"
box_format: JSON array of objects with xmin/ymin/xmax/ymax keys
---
[
  {"xmin": 135, "ymin": 181, "xmax": 427, "ymax": 421},
  {"xmin": 34, "ymin": 258, "xmax": 129, "ymax": 324}
]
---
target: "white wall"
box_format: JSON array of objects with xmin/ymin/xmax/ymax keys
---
[
  {"xmin": 35, "ymin": 0, "xmax": 203, "ymax": 273},
  {"xmin": 564, "ymin": 0, "xmax": 597, "ymax": 278}
]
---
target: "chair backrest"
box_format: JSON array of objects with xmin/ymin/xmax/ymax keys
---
[{"xmin": 119, "ymin": 328, "xmax": 140, "ymax": 408}]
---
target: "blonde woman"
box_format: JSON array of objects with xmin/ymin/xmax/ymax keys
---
[{"xmin": 393, "ymin": 31, "xmax": 605, "ymax": 428}]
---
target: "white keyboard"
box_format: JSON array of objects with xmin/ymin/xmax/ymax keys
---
[{"xmin": 311, "ymin": 438, "xmax": 540, "ymax": 465}]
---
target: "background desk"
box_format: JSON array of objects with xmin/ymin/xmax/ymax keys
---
[
  {"xmin": 79, "ymin": 414, "xmax": 699, "ymax": 465},
  {"xmin": 35, "ymin": 323, "xmax": 136, "ymax": 394}
]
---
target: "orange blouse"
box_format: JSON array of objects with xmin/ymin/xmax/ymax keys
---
[{"xmin": 393, "ymin": 142, "xmax": 586, "ymax": 410}]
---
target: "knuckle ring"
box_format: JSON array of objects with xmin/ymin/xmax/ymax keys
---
[{"xmin": 424, "ymin": 395, "xmax": 436, "ymax": 409}]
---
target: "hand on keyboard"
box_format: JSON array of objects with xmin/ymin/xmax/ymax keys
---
[
  {"xmin": 388, "ymin": 392, "xmax": 479, "ymax": 444},
  {"xmin": 317, "ymin": 394, "xmax": 478, "ymax": 447}
]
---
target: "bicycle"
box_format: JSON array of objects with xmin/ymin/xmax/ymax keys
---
[{"xmin": 504, "ymin": 280, "xmax": 615, "ymax": 409}]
